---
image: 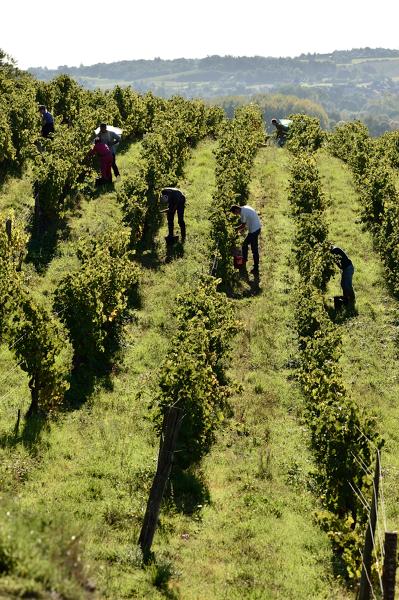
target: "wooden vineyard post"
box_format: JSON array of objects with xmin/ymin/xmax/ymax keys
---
[
  {"xmin": 14, "ymin": 409, "xmax": 21, "ymax": 438},
  {"xmin": 382, "ymin": 531, "xmax": 397, "ymax": 599},
  {"xmin": 5, "ymin": 218, "xmax": 12, "ymax": 242},
  {"xmin": 359, "ymin": 451, "xmax": 381, "ymax": 600},
  {"xmin": 34, "ymin": 193, "xmax": 41, "ymax": 234},
  {"xmin": 138, "ymin": 406, "xmax": 183, "ymax": 561}
]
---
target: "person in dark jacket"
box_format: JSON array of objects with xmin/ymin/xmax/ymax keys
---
[
  {"xmin": 39, "ymin": 105, "xmax": 55, "ymax": 138},
  {"xmin": 331, "ymin": 245, "xmax": 355, "ymax": 306},
  {"xmin": 160, "ymin": 187, "xmax": 186, "ymax": 243},
  {"xmin": 271, "ymin": 118, "xmax": 289, "ymax": 147}
]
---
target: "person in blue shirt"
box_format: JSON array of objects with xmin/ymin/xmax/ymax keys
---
[{"xmin": 39, "ymin": 105, "xmax": 54, "ymax": 138}]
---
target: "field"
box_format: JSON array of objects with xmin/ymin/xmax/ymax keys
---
[{"xmin": 1, "ymin": 74, "xmax": 399, "ymax": 598}]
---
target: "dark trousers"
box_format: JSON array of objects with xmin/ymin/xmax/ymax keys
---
[
  {"xmin": 112, "ymin": 153, "xmax": 119, "ymax": 177},
  {"xmin": 341, "ymin": 264, "xmax": 355, "ymax": 304},
  {"xmin": 41, "ymin": 123, "xmax": 55, "ymax": 138},
  {"xmin": 242, "ymin": 228, "xmax": 260, "ymax": 268},
  {"xmin": 167, "ymin": 203, "xmax": 186, "ymax": 241}
]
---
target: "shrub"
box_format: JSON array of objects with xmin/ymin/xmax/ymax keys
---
[
  {"xmin": 155, "ymin": 277, "xmax": 239, "ymax": 468},
  {"xmin": 9, "ymin": 297, "xmax": 71, "ymax": 415},
  {"xmin": 286, "ymin": 114, "xmax": 323, "ymax": 155},
  {"xmin": 54, "ymin": 234, "xmax": 140, "ymax": 367}
]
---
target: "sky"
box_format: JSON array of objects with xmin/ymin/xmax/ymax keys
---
[{"xmin": 3, "ymin": 0, "xmax": 399, "ymax": 69}]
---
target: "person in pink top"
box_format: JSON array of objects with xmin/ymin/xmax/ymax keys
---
[{"xmin": 88, "ymin": 138, "xmax": 113, "ymax": 184}]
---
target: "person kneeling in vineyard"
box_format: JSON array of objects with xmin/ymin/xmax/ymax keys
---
[
  {"xmin": 87, "ymin": 138, "xmax": 113, "ymax": 185},
  {"xmin": 230, "ymin": 204, "xmax": 262, "ymax": 275},
  {"xmin": 331, "ymin": 245, "xmax": 355, "ymax": 308}
]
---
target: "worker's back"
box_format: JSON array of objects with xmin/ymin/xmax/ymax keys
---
[{"xmin": 162, "ymin": 188, "xmax": 185, "ymax": 209}]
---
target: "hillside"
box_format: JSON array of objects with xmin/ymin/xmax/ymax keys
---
[
  {"xmin": 29, "ymin": 49, "xmax": 399, "ymax": 93},
  {"xmin": 28, "ymin": 48, "xmax": 399, "ymax": 134},
  {"xmin": 3, "ymin": 132, "xmax": 399, "ymax": 599},
  {"xmin": 1, "ymin": 62, "xmax": 399, "ymax": 598},
  {"xmin": 0, "ymin": 141, "xmax": 354, "ymax": 600}
]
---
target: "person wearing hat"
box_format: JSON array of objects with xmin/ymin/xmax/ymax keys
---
[
  {"xmin": 230, "ymin": 204, "xmax": 261, "ymax": 275},
  {"xmin": 97, "ymin": 123, "xmax": 121, "ymax": 177},
  {"xmin": 330, "ymin": 245, "xmax": 355, "ymax": 307},
  {"xmin": 160, "ymin": 187, "xmax": 186, "ymax": 243},
  {"xmin": 39, "ymin": 105, "xmax": 55, "ymax": 138}
]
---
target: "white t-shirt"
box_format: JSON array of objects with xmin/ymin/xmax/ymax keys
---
[{"xmin": 240, "ymin": 205, "xmax": 261, "ymax": 233}]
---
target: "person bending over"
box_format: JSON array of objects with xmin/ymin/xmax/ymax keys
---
[
  {"xmin": 98, "ymin": 123, "xmax": 121, "ymax": 177},
  {"xmin": 331, "ymin": 245, "xmax": 355, "ymax": 306},
  {"xmin": 230, "ymin": 204, "xmax": 262, "ymax": 275},
  {"xmin": 87, "ymin": 138, "xmax": 113, "ymax": 184},
  {"xmin": 160, "ymin": 187, "xmax": 186, "ymax": 243}
]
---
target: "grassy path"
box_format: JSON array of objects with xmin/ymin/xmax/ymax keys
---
[
  {"xmin": 319, "ymin": 150, "xmax": 399, "ymax": 593},
  {"xmin": 164, "ymin": 147, "xmax": 350, "ymax": 600},
  {"xmin": 0, "ymin": 143, "xmax": 355, "ymax": 599},
  {"xmin": 0, "ymin": 139, "xmax": 217, "ymax": 599},
  {"xmin": 0, "ymin": 168, "xmax": 33, "ymax": 217}
]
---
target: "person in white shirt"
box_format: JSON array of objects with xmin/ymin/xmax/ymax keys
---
[{"xmin": 230, "ymin": 204, "xmax": 262, "ymax": 275}]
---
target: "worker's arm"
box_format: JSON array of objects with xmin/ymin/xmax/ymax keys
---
[
  {"xmin": 85, "ymin": 147, "xmax": 95, "ymax": 161},
  {"xmin": 111, "ymin": 132, "xmax": 121, "ymax": 146},
  {"xmin": 235, "ymin": 223, "xmax": 246, "ymax": 233}
]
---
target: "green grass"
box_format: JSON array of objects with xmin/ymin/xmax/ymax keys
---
[
  {"xmin": 160, "ymin": 147, "xmax": 350, "ymax": 599},
  {"xmin": 319, "ymin": 150, "xmax": 399, "ymax": 594},
  {"xmin": 0, "ymin": 139, "xmax": 218, "ymax": 599},
  {"xmin": 0, "ymin": 143, "xmax": 353, "ymax": 598},
  {"xmin": 0, "ymin": 168, "xmax": 33, "ymax": 217}
]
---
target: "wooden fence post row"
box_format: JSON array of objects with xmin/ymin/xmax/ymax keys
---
[
  {"xmin": 5, "ymin": 218, "xmax": 12, "ymax": 242},
  {"xmin": 359, "ymin": 451, "xmax": 381, "ymax": 600},
  {"xmin": 382, "ymin": 531, "xmax": 397, "ymax": 600},
  {"xmin": 138, "ymin": 406, "xmax": 184, "ymax": 561}
]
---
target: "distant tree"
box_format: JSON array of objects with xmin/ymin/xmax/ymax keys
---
[
  {"xmin": 0, "ymin": 49, "xmax": 18, "ymax": 74},
  {"xmin": 213, "ymin": 93, "xmax": 329, "ymax": 130}
]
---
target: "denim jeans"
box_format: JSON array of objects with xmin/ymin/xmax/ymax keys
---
[{"xmin": 242, "ymin": 228, "xmax": 261, "ymax": 269}]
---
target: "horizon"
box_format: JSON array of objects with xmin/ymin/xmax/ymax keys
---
[
  {"xmin": 4, "ymin": 0, "xmax": 399, "ymax": 71},
  {"xmin": 27, "ymin": 46, "xmax": 399, "ymax": 71}
]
